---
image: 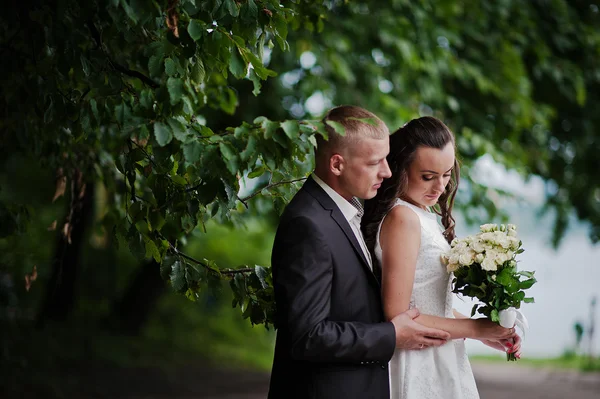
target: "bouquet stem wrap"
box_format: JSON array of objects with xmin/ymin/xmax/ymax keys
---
[{"xmin": 498, "ymin": 307, "xmax": 529, "ymax": 361}]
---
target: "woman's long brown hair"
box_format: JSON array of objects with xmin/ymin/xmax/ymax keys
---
[{"xmin": 362, "ymin": 116, "xmax": 460, "ymax": 261}]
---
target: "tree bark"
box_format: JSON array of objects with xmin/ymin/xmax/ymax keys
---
[
  {"xmin": 107, "ymin": 260, "xmax": 166, "ymax": 335},
  {"xmin": 37, "ymin": 170, "xmax": 94, "ymax": 326}
]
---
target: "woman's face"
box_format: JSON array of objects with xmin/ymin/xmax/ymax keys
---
[{"xmin": 404, "ymin": 143, "xmax": 455, "ymax": 209}]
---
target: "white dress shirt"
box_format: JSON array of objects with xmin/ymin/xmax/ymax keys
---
[{"xmin": 312, "ymin": 174, "xmax": 373, "ymax": 270}]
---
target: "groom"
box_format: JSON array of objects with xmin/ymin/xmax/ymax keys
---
[{"xmin": 268, "ymin": 105, "xmax": 451, "ymax": 399}]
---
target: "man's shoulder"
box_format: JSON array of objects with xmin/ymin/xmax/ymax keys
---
[{"xmin": 281, "ymin": 185, "xmax": 324, "ymax": 219}]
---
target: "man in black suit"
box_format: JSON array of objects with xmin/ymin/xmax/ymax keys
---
[{"xmin": 268, "ymin": 105, "xmax": 451, "ymax": 399}]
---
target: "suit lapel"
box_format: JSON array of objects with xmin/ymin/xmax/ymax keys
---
[{"xmin": 303, "ymin": 177, "xmax": 380, "ymax": 287}]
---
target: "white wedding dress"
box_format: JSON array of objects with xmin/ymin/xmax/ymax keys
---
[{"xmin": 375, "ymin": 199, "xmax": 479, "ymax": 399}]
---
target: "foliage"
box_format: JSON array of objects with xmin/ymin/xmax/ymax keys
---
[{"xmin": 1, "ymin": 0, "xmax": 599, "ymax": 328}]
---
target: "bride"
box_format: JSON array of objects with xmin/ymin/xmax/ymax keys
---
[{"xmin": 362, "ymin": 116, "xmax": 521, "ymax": 398}]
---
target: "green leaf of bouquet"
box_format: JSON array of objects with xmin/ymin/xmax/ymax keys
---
[
  {"xmin": 524, "ymin": 297, "xmax": 535, "ymax": 303},
  {"xmin": 517, "ymin": 270, "xmax": 535, "ymax": 278},
  {"xmin": 490, "ymin": 309, "xmax": 499, "ymax": 322},
  {"xmin": 519, "ymin": 278, "xmax": 537, "ymax": 290}
]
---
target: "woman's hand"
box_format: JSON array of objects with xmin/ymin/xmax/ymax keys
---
[{"xmin": 479, "ymin": 335, "xmax": 522, "ymax": 359}]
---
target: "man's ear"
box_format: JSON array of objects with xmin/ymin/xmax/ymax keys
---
[{"xmin": 330, "ymin": 154, "xmax": 344, "ymax": 176}]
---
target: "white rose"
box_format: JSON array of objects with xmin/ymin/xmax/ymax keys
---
[
  {"xmin": 480, "ymin": 232, "xmax": 494, "ymax": 242},
  {"xmin": 471, "ymin": 239, "xmax": 485, "ymax": 253},
  {"xmin": 475, "ymin": 253, "xmax": 485, "ymax": 264},
  {"xmin": 449, "ymin": 254, "xmax": 460, "ymax": 265},
  {"xmin": 480, "ymin": 224, "xmax": 497, "ymax": 233},
  {"xmin": 447, "ymin": 262, "xmax": 459, "ymax": 273},
  {"xmin": 497, "ymin": 237, "xmax": 511, "ymax": 249},
  {"xmin": 495, "ymin": 252, "xmax": 510, "ymax": 265},
  {"xmin": 459, "ymin": 251, "xmax": 475, "ymax": 266},
  {"xmin": 482, "ymin": 257, "xmax": 497, "ymax": 271}
]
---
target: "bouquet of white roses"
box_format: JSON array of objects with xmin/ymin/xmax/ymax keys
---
[{"xmin": 442, "ymin": 223, "xmax": 536, "ymax": 361}]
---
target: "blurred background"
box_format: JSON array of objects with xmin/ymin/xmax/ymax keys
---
[{"xmin": 1, "ymin": 0, "xmax": 600, "ymax": 398}]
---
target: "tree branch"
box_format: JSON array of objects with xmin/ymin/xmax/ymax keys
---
[
  {"xmin": 239, "ymin": 177, "xmax": 307, "ymax": 203},
  {"xmin": 164, "ymin": 237, "xmax": 255, "ymax": 275},
  {"xmin": 87, "ymin": 20, "xmax": 159, "ymax": 89}
]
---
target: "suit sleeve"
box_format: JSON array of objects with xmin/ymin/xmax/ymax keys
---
[{"xmin": 273, "ymin": 215, "xmax": 396, "ymax": 363}]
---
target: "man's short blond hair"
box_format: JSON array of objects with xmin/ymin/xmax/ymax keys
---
[{"xmin": 316, "ymin": 105, "xmax": 389, "ymax": 159}]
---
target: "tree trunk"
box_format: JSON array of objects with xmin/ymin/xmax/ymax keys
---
[
  {"xmin": 37, "ymin": 170, "xmax": 94, "ymax": 326},
  {"xmin": 107, "ymin": 260, "xmax": 166, "ymax": 335}
]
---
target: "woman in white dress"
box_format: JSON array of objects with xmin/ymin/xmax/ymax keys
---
[{"xmin": 362, "ymin": 116, "xmax": 521, "ymax": 399}]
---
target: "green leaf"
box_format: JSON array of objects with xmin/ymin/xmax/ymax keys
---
[
  {"xmin": 89, "ymin": 98, "xmax": 99, "ymax": 121},
  {"xmin": 80, "ymin": 55, "xmax": 92, "ymax": 76},
  {"xmin": 470, "ymin": 304, "xmax": 479, "ymax": 317},
  {"xmin": 168, "ymin": 117, "xmax": 190, "ymax": 142},
  {"xmin": 490, "ymin": 308, "xmax": 499, "ymax": 323},
  {"xmin": 183, "ymin": 141, "xmax": 202, "ymax": 163},
  {"xmin": 224, "ymin": 0, "xmax": 239, "ymax": 17},
  {"xmin": 154, "ymin": 122, "xmax": 173, "ymax": 146},
  {"xmin": 148, "ymin": 55, "xmax": 163, "ymax": 77},
  {"xmin": 165, "ymin": 58, "xmax": 177, "ymax": 76},
  {"xmin": 192, "ymin": 59, "xmax": 205, "ymax": 84},
  {"xmin": 524, "ymin": 297, "xmax": 535, "ymax": 303},
  {"xmin": 144, "ymin": 238, "xmax": 161, "ymax": 262},
  {"xmin": 188, "ymin": 19, "xmax": 205, "ymax": 41},
  {"xmin": 247, "ymin": 165, "xmax": 266, "ymax": 179},
  {"xmin": 519, "ymin": 278, "xmax": 536, "ymax": 290},
  {"xmin": 281, "ymin": 120, "xmax": 300, "ymax": 139},
  {"xmin": 167, "ymin": 77, "xmax": 184, "ymax": 105},
  {"xmin": 240, "ymin": 135, "xmax": 257, "ymax": 161},
  {"xmin": 229, "ymin": 47, "xmax": 247, "ymax": 79},
  {"xmin": 241, "ymin": 0, "xmax": 258, "ymax": 22},
  {"xmin": 254, "ymin": 265, "xmax": 269, "ymax": 289},
  {"xmin": 326, "ymin": 120, "xmax": 346, "ymax": 136},
  {"xmin": 148, "ymin": 208, "xmax": 166, "ymax": 231},
  {"xmin": 219, "ymin": 142, "xmax": 236, "ymax": 161},
  {"xmin": 160, "ymin": 257, "xmax": 176, "ymax": 280},
  {"xmin": 248, "ymin": 69, "xmax": 261, "ymax": 96},
  {"xmin": 114, "ymin": 103, "xmax": 131, "ymax": 126},
  {"xmin": 170, "ymin": 260, "xmax": 186, "ymax": 292}
]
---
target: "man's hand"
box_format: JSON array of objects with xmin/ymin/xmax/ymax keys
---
[{"xmin": 390, "ymin": 308, "xmax": 451, "ymax": 350}]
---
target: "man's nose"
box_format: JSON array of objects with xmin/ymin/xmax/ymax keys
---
[{"xmin": 380, "ymin": 159, "xmax": 392, "ymax": 178}]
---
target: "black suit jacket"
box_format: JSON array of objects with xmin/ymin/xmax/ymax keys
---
[{"xmin": 268, "ymin": 177, "xmax": 396, "ymax": 399}]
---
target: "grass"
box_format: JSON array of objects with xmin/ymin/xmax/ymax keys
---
[{"xmin": 470, "ymin": 352, "xmax": 600, "ymax": 372}]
